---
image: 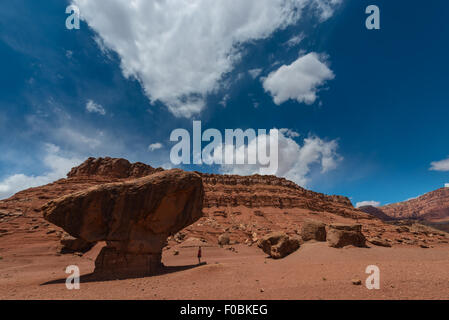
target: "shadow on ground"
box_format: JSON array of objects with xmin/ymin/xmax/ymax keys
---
[{"xmin": 40, "ymin": 262, "xmax": 207, "ymax": 285}]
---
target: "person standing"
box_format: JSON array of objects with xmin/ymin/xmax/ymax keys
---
[{"xmin": 197, "ymin": 246, "xmax": 202, "ymax": 264}]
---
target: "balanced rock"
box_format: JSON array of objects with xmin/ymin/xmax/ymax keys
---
[
  {"xmin": 327, "ymin": 224, "xmax": 367, "ymax": 248},
  {"xmin": 257, "ymin": 232, "xmax": 300, "ymax": 259},
  {"xmin": 43, "ymin": 169, "xmax": 204, "ymax": 277},
  {"xmin": 300, "ymin": 220, "xmax": 326, "ymax": 241}
]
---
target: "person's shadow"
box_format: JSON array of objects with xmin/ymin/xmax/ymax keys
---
[{"xmin": 40, "ymin": 262, "xmax": 207, "ymax": 285}]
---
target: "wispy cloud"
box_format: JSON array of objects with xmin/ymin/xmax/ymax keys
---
[
  {"xmin": 86, "ymin": 100, "xmax": 106, "ymax": 115},
  {"xmin": 248, "ymin": 68, "xmax": 263, "ymax": 79},
  {"xmin": 148, "ymin": 143, "xmax": 163, "ymax": 152},
  {"xmin": 0, "ymin": 144, "xmax": 82, "ymax": 200},
  {"xmin": 430, "ymin": 156, "xmax": 449, "ymax": 171},
  {"xmin": 284, "ymin": 33, "xmax": 305, "ymax": 47},
  {"xmin": 356, "ymin": 200, "xmax": 380, "ymax": 208}
]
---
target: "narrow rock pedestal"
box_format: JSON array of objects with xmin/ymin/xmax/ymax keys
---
[{"xmin": 95, "ymin": 247, "xmax": 162, "ymax": 277}]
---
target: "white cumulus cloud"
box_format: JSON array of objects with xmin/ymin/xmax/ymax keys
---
[
  {"xmin": 0, "ymin": 144, "xmax": 82, "ymax": 200},
  {"xmin": 356, "ymin": 201, "xmax": 381, "ymax": 208},
  {"xmin": 86, "ymin": 100, "xmax": 106, "ymax": 115},
  {"xmin": 73, "ymin": 0, "xmax": 342, "ymax": 117},
  {"xmin": 218, "ymin": 129, "xmax": 341, "ymax": 186},
  {"xmin": 430, "ymin": 157, "xmax": 449, "ymax": 171},
  {"xmin": 263, "ymin": 52, "xmax": 334, "ymax": 105},
  {"xmin": 444, "ymin": 183, "xmax": 449, "ymax": 188}
]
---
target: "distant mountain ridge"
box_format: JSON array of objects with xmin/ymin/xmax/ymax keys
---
[
  {"xmin": 381, "ymin": 187, "xmax": 449, "ymax": 223},
  {"xmin": 358, "ymin": 187, "xmax": 449, "ymax": 227},
  {"xmin": 357, "ymin": 205, "xmax": 395, "ymax": 221}
]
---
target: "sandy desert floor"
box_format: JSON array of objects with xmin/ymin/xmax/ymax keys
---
[{"xmin": 1, "ymin": 236, "xmax": 448, "ymax": 300}]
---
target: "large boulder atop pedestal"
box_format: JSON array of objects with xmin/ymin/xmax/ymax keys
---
[{"xmin": 42, "ymin": 169, "xmax": 204, "ymax": 276}]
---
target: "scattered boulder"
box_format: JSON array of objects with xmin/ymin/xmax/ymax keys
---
[
  {"xmin": 180, "ymin": 237, "xmax": 207, "ymax": 248},
  {"xmin": 218, "ymin": 234, "xmax": 230, "ymax": 246},
  {"xmin": 327, "ymin": 224, "xmax": 367, "ymax": 248},
  {"xmin": 396, "ymin": 226, "xmax": 409, "ymax": 233},
  {"xmin": 43, "ymin": 169, "xmax": 204, "ymax": 277},
  {"xmin": 254, "ymin": 210, "xmax": 264, "ymax": 217},
  {"xmin": 174, "ymin": 231, "xmax": 186, "ymax": 243},
  {"xmin": 257, "ymin": 232, "xmax": 300, "ymax": 259},
  {"xmin": 351, "ymin": 279, "xmax": 362, "ymax": 286},
  {"xmin": 368, "ymin": 238, "xmax": 392, "ymax": 248},
  {"xmin": 300, "ymin": 220, "xmax": 326, "ymax": 241}
]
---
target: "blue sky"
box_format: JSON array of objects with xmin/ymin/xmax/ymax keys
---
[{"xmin": 0, "ymin": 0, "xmax": 448, "ymax": 206}]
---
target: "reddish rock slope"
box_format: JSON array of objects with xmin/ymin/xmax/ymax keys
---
[{"xmin": 381, "ymin": 188, "xmax": 449, "ymax": 223}]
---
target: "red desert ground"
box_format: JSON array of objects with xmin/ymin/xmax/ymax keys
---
[{"xmin": 0, "ymin": 157, "xmax": 448, "ymax": 300}]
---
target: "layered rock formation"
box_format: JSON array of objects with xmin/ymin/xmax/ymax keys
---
[
  {"xmin": 42, "ymin": 169, "xmax": 204, "ymax": 276},
  {"xmin": 201, "ymin": 173, "xmax": 356, "ymax": 217}
]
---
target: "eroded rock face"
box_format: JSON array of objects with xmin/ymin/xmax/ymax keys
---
[
  {"xmin": 368, "ymin": 238, "xmax": 392, "ymax": 247},
  {"xmin": 327, "ymin": 224, "xmax": 367, "ymax": 248},
  {"xmin": 300, "ymin": 220, "xmax": 326, "ymax": 242},
  {"xmin": 257, "ymin": 232, "xmax": 300, "ymax": 259},
  {"xmin": 60, "ymin": 233, "xmax": 95, "ymax": 254},
  {"xmin": 43, "ymin": 169, "xmax": 204, "ymax": 276},
  {"xmin": 67, "ymin": 157, "xmax": 163, "ymax": 179}
]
